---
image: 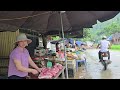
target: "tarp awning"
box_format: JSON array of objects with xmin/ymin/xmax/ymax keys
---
[{"xmin": 0, "ymin": 11, "xmax": 119, "ymax": 35}]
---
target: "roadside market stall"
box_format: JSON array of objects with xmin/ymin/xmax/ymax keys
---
[{"xmin": 0, "ymin": 11, "xmax": 119, "ymax": 79}]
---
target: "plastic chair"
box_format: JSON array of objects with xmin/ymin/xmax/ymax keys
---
[{"xmin": 76, "ymin": 58, "xmax": 87, "ymax": 72}]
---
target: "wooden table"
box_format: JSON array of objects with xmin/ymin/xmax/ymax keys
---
[
  {"xmin": 28, "ymin": 66, "xmax": 66, "ymax": 79},
  {"xmin": 52, "ymin": 66, "xmax": 65, "ymax": 79}
]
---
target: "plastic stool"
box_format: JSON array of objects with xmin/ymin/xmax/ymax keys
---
[{"xmin": 76, "ymin": 59, "xmax": 87, "ymax": 72}]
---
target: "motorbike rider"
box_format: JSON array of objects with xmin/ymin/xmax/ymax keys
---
[{"xmin": 97, "ymin": 36, "xmax": 111, "ymax": 63}]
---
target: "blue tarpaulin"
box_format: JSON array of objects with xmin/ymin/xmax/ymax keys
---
[
  {"xmin": 76, "ymin": 41, "xmax": 83, "ymax": 47},
  {"xmin": 69, "ymin": 38, "xmax": 74, "ymax": 44},
  {"xmin": 107, "ymin": 35, "xmax": 113, "ymax": 41}
]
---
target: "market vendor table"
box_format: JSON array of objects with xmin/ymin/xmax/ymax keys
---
[
  {"xmin": 52, "ymin": 66, "xmax": 65, "ymax": 79},
  {"xmin": 28, "ymin": 66, "xmax": 65, "ymax": 79}
]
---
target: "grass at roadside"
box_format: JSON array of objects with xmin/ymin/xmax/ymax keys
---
[{"xmin": 110, "ymin": 45, "xmax": 120, "ymax": 51}]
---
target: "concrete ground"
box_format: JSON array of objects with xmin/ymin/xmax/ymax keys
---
[{"xmin": 72, "ymin": 49, "xmax": 120, "ymax": 79}]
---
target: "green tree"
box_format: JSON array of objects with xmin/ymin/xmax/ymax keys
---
[{"xmin": 81, "ymin": 28, "xmax": 93, "ymax": 41}]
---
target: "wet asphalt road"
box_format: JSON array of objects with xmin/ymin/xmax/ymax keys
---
[{"xmin": 78, "ymin": 49, "xmax": 120, "ymax": 79}]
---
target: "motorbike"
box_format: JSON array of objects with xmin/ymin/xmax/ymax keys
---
[{"xmin": 100, "ymin": 52, "xmax": 110, "ymax": 70}]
